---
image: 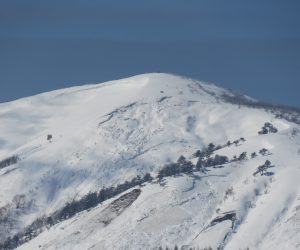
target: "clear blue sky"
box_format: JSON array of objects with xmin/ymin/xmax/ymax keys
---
[{"xmin": 1, "ymin": 0, "xmax": 300, "ymax": 107}]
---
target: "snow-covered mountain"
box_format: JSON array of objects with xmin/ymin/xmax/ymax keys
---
[{"xmin": 0, "ymin": 73, "xmax": 299, "ymax": 250}]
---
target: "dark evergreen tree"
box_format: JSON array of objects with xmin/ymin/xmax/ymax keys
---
[
  {"xmin": 142, "ymin": 173, "xmax": 153, "ymax": 182},
  {"xmin": 47, "ymin": 134, "xmax": 53, "ymax": 141},
  {"xmin": 132, "ymin": 175, "xmax": 142, "ymax": 186},
  {"xmin": 157, "ymin": 162, "xmax": 177, "ymax": 180},
  {"xmin": 251, "ymin": 152, "xmax": 257, "ymax": 158},
  {"xmin": 207, "ymin": 143, "xmax": 215, "ymax": 154},
  {"xmin": 259, "ymin": 148, "xmax": 269, "ymax": 156},
  {"xmin": 83, "ymin": 192, "xmax": 98, "ymax": 209},
  {"xmin": 196, "ymin": 157, "xmax": 205, "ymax": 172},
  {"xmin": 254, "ymin": 160, "xmax": 274, "ymax": 176},
  {"xmin": 157, "ymin": 156, "xmax": 194, "ymax": 180},
  {"xmin": 205, "ymin": 157, "xmax": 214, "ymax": 167},
  {"xmin": 193, "ymin": 150, "xmax": 202, "ymax": 158},
  {"xmin": 264, "ymin": 160, "xmax": 272, "ymax": 168},
  {"xmin": 213, "ymin": 155, "xmax": 229, "ymax": 166},
  {"xmin": 177, "ymin": 156, "xmax": 193, "ymax": 174},
  {"xmin": 238, "ymin": 152, "xmax": 247, "ymax": 161},
  {"xmin": 46, "ymin": 216, "xmax": 54, "ymax": 226},
  {"xmin": 257, "ymin": 164, "xmax": 267, "ymax": 175}
]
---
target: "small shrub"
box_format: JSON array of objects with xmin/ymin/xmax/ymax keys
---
[
  {"xmin": 224, "ymin": 187, "xmax": 234, "ymax": 200},
  {"xmin": 254, "ymin": 188, "xmax": 260, "ymax": 196},
  {"xmin": 47, "ymin": 134, "xmax": 53, "ymax": 141},
  {"xmin": 251, "ymin": 152, "xmax": 257, "ymax": 158}
]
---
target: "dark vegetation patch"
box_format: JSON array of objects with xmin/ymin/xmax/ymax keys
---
[
  {"xmin": 253, "ymin": 160, "xmax": 275, "ymax": 176},
  {"xmin": 0, "ymin": 155, "xmax": 19, "ymax": 170},
  {"xmin": 258, "ymin": 123, "xmax": 278, "ymax": 135},
  {"xmin": 0, "ymin": 175, "xmax": 150, "ymax": 250},
  {"xmin": 222, "ymin": 93, "xmax": 300, "ymax": 125}
]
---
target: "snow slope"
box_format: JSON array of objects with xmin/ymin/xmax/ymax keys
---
[{"xmin": 0, "ymin": 73, "xmax": 299, "ymax": 249}]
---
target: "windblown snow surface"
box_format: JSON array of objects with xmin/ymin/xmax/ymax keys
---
[{"xmin": 0, "ymin": 73, "xmax": 299, "ymax": 249}]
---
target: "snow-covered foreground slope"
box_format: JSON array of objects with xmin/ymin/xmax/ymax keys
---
[{"xmin": 0, "ymin": 73, "xmax": 299, "ymax": 249}]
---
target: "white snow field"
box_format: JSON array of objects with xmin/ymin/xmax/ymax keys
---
[{"xmin": 0, "ymin": 73, "xmax": 299, "ymax": 249}]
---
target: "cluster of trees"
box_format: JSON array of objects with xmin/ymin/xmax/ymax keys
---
[
  {"xmin": 193, "ymin": 143, "xmax": 221, "ymax": 158},
  {"xmin": 193, "ymin": 138, "xmax": 246, "ymax": 161},
  {"xmin": 57, "ymin": 174, "xmax": 151, "ymax": 221},
  {"xmin": 196, "ymin": 154, "xmax": 229, "ymax": 172},
  {"xmin": 274, "ymin": 111, "xmax": 300, "ymax": 125},
  {"xmin": 157, "ymin": 150, "xmax": 233, "ymax": 181},
  {"xmin": 258, "ymin": 122, "xmax": 278, "ymax": 135},
  {"xmin": 158, "ymin": 141, "xmax": 237, "ymax": 180},
  {"xmin": 158, "ymin": 141, "xmax": 247, "ymax": 180},
  {"xmin": 157, "ymin": 156, "xmax": 193, "ymax": 180},
  {"xmin": 193, "ymin": 137, "xmax": 246, "ymax": 159},
  {"xmin": 259, "ymin": 148, "xmax": 269, "ymax": 156},
  {"xmin": 193, "ymin": 143, "xmax": 249, "ymax": 173},
  {"xmin": 253, "ymin": 160, "xmax": 274, "ymax": 176},
  {"xmin": 0, "ymin": 173, "xmax": 153, "ymax": 250},
  {"xmin": 231, "ymin": 152, "xmax": 247, "ymax": 162},
  {"xmin": 0, "ymin": 155, "xmax": 19, "ymax": 169},
  {"xmin": 250, "ymin": 149, "xmax": 270, "ymax": 159},
  {"xmin": 227, "ymin": 137, "xmax": 246, "ymax": 147}
]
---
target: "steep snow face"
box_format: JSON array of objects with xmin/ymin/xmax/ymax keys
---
[{"xmin": 0, "ymin": 73, "xmax": 299, "ymax": 249}]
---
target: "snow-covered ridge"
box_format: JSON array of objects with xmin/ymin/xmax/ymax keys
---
[{"xmin": 0, "ymin": 73, "xmax": 299, "ymax": 249}]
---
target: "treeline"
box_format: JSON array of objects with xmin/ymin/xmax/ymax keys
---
[
  {"xmin": 158, "ymin": 141, "xmax": 249, "ymax": 180},
  {"xmin": 0, "ymin": 155, "xmax": 19, "ymax": 169},
  {"xmin": 157, "ymin": 156, "xmax": 193, "ymax": 180},
  {"xmin": 56, "ymin": 173, "xmax": 152, "ymax": 221},
  {"xmin": 0, "ymin": 173, "xmax": 153, "ymax": 250},
  {"xmin": 157, "ymin": 133, "xmax": 275, "ymax": 183},
  {"xmin": 196, "ymin": 154, "xmax": 229, "ymax": 172},
  {"xmin": 195, "ymin": 141, "xmax": 248, "ymax": 172},
  {"xmin": 193, "ymin": 138, "xmax": 246, "ymax": 158},
  {"xmin": 157, "ymin": 143, "xmax": 228, "ymax": 181},
  {"xmin": 157, "ymin": 153, "xmax": 231, "ymax": 180},
  {"xmin": 221, "ymin": 93, "xmax": 300, "ymax": 125}
]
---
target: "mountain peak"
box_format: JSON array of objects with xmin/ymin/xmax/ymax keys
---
[{"xmin": 0, "ymin": 74, "xmax": 299, "ymax": 250}]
